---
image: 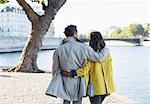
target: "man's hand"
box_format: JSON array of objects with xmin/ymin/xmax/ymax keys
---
[{"xmin": 61, "ymin": 70, "xmax": 72, "ymax": 77}]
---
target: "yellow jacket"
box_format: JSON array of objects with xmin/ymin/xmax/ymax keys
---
[{"xmin": 76, "ymin": 53, "xmax": 115, "ymax": 95}]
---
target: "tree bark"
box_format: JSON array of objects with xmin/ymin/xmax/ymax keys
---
[{"xmin": 4, "ymin": 0, "xmax": 66, "ymax": 72}]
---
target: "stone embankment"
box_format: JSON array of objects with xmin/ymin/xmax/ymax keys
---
[
  {"xmin": 143, "ymin": 41, "xmax": 150, "ymax": 47},
  {"xmin": 0, "ymin": 71, "xmax": 141, "ymax": 104},
  {"xmin": 106, "ymin": 40, "xmax": 150, "ymax": 47},
  {"xmin": 1, "ymin": 36, "xmax": 150, "ymax": 53},
  {"xmin": 0, "ymin": 36, "xmax": 61, "ymax": 53}
]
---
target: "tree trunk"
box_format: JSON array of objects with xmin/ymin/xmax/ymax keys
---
[
  {"xmin": 2, "ymin": 0, "xmax": 66, "ymax": 73},
  {"xmin": 8, "ymin": 21, "xmax": 50, "ymax": 72}
]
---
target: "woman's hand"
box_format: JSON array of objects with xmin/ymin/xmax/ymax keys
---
[{"xmin": 61, "ymin": 70, "xmax": 72, "ymax": 77}]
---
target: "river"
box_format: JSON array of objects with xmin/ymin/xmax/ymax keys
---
[{"xmin": 0, "ymin": 46, "xmax": 150, "ymax": 104}]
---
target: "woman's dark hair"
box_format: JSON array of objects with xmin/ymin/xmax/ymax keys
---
[
  {"xmin": 89, "ymin": 31, "xmax": 106, "ymax": 51},
  {"xmin": 64, "ymin": 25, "xmax": 77, "ymax": 37}
]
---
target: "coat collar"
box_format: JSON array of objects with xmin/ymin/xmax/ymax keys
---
[
  {"xmin": 62, "ymin": 36, "xmax": 78, "ymax": 44},
  {"xmin": 65, "ymin": 36, "xmax": 77, "ymax": 42}
]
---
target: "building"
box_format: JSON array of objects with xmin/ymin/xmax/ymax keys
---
[
  {"xmin": 0, "ymin": 1, "xmax": 61, "ymax": 53},
  {"xmin": 0, "ymin": 1, "xmax": 54, "ymax": 38}
]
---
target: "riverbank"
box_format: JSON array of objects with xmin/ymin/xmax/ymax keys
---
[
  {"xmin": 0, "ymin": 36, "xmax": 61, "ymax": 53},
  {"xmin": 0, "ymin": 38, "xmax": 150, "ymax": 53},
  {"xmin": 143, "ymin": 41, "xmax": 150, "ymax": 47},
  {"xmin": 106, "ymin": 40, "xmax": 150, "ymax": 47},
  {"xmin": 0, "ymin": 71, "xmax": 141, "ymax": 104}
]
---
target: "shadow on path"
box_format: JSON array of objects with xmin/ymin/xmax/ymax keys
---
[{"xmin": 0, "ymin": 74, "xmax": 12, "ymax": 78}]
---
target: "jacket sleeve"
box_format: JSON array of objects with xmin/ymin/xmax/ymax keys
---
[
  {"xmin": 52, "ymin": 50, "xmax": 60, "ymax": 77},
  {"xmin": 86, "ymin": 46, "xmax": 109, "ymax": 62},
  {"xmin": 76, "ymin": 61, "xmax": 91, "ymax": 77}
]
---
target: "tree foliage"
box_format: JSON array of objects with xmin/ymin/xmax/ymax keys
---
[
  {"xmin": 0, "ymin": 0, "xmax": 8, "ymax": 3},
  {"xmin": 144, "ymin": 24, "xmax": 150, "ymax": 36},
  {"xmin": 111, "ymin": 27, "xmax": 122, "ymax": 38},
  {"xmin": 111, "ymin": 23, "xmax": 145, "ymax": 38},
  {"xmin": 131, "ymin": 23, "xmax": 145, "ymax": 36},
  {"xmin": 121, "ymin": 25, "xmax": 135, "ymax": 38},
  {"xmin": 147, "ymin": 24, "xmax": 150, "ymax": 34}
]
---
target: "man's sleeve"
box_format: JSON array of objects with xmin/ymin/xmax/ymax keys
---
[
  {"xmin": 86, "ymin": 46, "xmax": 109, "ymax": 62},
  {"xmin": 52, "ymin": 51, "xmax": 60, "ymax": 77}
]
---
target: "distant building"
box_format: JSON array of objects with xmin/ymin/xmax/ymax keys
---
[{"xmin": 0, "ymin": 1, "xmax": 54, "ymax": 38}]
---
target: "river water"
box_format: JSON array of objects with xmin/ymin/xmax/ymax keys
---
[{"xmin": 0, "ymin": 46, "xmax": 150, "ymax": 104}]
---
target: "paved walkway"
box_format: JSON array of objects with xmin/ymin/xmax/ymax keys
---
[{"xmin": 0, "ymin": 72, "xmax": 141, "ymax": 104}]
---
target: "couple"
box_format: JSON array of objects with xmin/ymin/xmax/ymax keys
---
[{"xmin": 45, "ymin": 25, "xmax": 115, "ymax": 104}]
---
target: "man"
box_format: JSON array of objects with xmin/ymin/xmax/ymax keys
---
[{"xmin": 45, "ymin": 25, "xmax": 109, "ymax": 104}]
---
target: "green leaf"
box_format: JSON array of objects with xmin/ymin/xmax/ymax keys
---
[{"xmin": 0, "ymin": 0, "xmax": 8, "ymax": 4}]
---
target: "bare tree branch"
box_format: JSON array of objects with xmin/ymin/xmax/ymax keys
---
[
  {"xmin": 51, "ymin": 0, "xmax": 66, "ymax": 11},
  {"xmin": 48, "ymin": 0, "xmax": 51, "ymax": 7},
  {"xmin": 43, "ymin": 0, "xmax": 66, "ymax": 21},
  {"xmin": 16, "ymin": 0, "xmax": 39, "ymax": 23}
]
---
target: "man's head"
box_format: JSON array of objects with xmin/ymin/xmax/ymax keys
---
[{"xmin": 64, "ymin": 25, "xmax": 78, "ymax": 37}]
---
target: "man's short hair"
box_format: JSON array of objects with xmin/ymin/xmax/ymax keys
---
[{"xmin": 64, "ymin": 25, "xmax": 77, "ymax": 37}]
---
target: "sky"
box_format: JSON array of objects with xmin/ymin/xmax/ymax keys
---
[
  {"xmin": 52, "ymin": 0, "xmax": 150, "ymax": 37},
  {"xmin": 3, "ymin": 0, "xmax": 150, "ymax": 37}
]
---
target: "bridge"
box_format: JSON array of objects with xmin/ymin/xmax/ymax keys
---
[{"xmin": 80, "ymin": 38, "xmax": 143, "ymax": 46}]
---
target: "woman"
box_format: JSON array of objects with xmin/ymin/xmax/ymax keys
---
[{"xmin": 61, "ymin": 31, "xmax": 115, "ymax": 104}]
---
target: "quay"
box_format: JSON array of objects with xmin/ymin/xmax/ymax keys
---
[
  {"xmin": 0, "ymin": 36, "xmax": 61, "ymax": 53},
  {"xmin": 81, "ymin": 38, "xmax": 144, "ymax": 46},
  {"xmin": 0, "ymin": 71, "xmax": 141, "ymax": 104},
  {"xmin": 0, "ymin": 37, "xmax": 150, "ymax": 53}
]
